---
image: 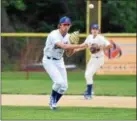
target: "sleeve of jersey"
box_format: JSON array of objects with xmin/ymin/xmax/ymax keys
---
[
  {"xmin": 102, "ymin": 36, "xmax": 110, "ymax": 47},
  {"xmin": 50, "ymin": 34, "xmax": 60, "ymax": 44},
  {"xmin": 84, "ymin": 35, "xmax": 90, "ymax": 44}
]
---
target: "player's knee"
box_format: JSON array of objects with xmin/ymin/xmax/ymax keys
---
[
  {"xmin": 64, "ymin": 84, "xmax": 68, "ymax": 90},
  {"xmin": 85, "ymin": 73, "xmax": 93, "ymax": 84},
  {"xmin": 58, "ymin": 83, "xmax": 68, "ymax": 94},
  {"xmin": 61, "ymin": 83, "xmax": 68, "ymax": 90},
  {"xmin": 85, "ymin": 72, "xmax": 93, "ymax": 80},
  {"xmin": 56, "ymin": 81, "xmax": 63, "ymax": 86},
  {"xmin": 52, "ymin": 81, "xmax": 63, "ymax": 91}
]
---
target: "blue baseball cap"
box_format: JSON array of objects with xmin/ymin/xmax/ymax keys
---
[
  {"xmin": 59, "ymin": 16, "xmax": 71, "ymax": 25},
  {"xmin": 90, "ymin": 24, "xmax": 99, "ymax": 29}
]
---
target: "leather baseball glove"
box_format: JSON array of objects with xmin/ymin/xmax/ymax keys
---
[
  {"xmin": 90, "ymin": 43, "xmax": 100, "ymax": 54},
  {"xmin": 69, "ymin": 31, "xmax": 80, "ymax": 44},
  {"xmin": 65, "ymin": 49, "xmax": 74, "ymax": 57},
  {"xmin": 104, "ymin": 40, "xmax": 122, "ymax": 59}
]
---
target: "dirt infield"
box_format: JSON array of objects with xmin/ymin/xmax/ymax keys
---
[{"xmin": 2, "ymin": 94, "xmax": 136, "ymax": 108}]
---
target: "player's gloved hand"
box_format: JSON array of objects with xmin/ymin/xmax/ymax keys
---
[
  {"xmin": 104, "ymin": 40, "xmax": 122, "ymax": 59},
  {"xmin": 69, "ymin": 31, "xmax": 80, "ymax": 44},
  {"xmin": 65, "ymin": 49, "xmax": 74, "ymax": 57},
  {"xmin": 89, "ymin": 43, "xmax": 100, "ymax": 54}
]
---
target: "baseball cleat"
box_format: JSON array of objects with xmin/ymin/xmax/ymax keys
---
[
  {"xmin": 84, "ymin": 94, "xmax": 92, "ymax": 100},
  {"xmin": 49, "ymin": 96, "xmax": 57, "ymax": 110},
  {"xmin": 49, "ymin": 104, "xmax": 57, "ymax": 110},
  {"xmin": 83, "ymin": 91, "xmax": 92, "ymax": 100}
]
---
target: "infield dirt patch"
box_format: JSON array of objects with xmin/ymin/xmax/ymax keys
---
[{"xmin": 2, "ymin": 94, "xmax": 136, "ymax": 108}]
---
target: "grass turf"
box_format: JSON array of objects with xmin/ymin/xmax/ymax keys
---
[
  {"xmin": 2, "ymin": 106, "xmax": 136, "ymax": 120},
  {"xmin": 1, "ymin": 71, "xmax": 136, "ymax": 96}
]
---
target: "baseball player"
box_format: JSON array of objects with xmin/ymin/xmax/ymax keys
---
[
  {"xmin": 42, "ymin": 16, "xmax": 86, "ymax": 109},
  {"xmin": 73, "ymin": 24, "xmax": 112, "ymax": 99}
]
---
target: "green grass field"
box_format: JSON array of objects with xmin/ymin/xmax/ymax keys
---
[
  {"xmin": 2, "ymin": 106, "xmax": 136, "ymax": 120},
  {"xmin": 2, "ymin": 71, "xmax": 136, "ymax": 96},
  {"xmin": 1, "ymin": 71, "xmax": 136, "ymax": 120}
]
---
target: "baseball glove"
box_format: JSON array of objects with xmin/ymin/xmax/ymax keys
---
[
  {"xmin": 104, "ymin": 40, "xmax": 122, "ymax": 59},
  {"xmin": 69, "ymin": 31, "xmax": 80, "ymax": 44},
  {"xmin": 90, "ymin": 43, "xmax": 100, "ymax": 54},
  {"xmin": 65, "ymin": 49, "xmax": 74, "ymax": 57}
]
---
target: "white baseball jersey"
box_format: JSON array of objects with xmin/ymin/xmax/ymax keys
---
[
  {"xmin": 84, "ymin": 34, "xmax": 110, "ymax": 57},
  {"xmin": 43, "ymin": 29, "xmax": 70, "ymax": 60}
]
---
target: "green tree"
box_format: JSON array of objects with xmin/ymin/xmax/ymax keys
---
[
  {"xmin": 2, "ymin": 0, "xmax": 26, "ymax": 10},
  {"xmin": 1, "ymin": 0, "xmax": 27, "ymax": 70},
  {"xmin": 102, "ymin": 0, "xmax": 136, "ymax": 33}
]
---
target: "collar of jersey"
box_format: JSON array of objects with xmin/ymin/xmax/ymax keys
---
[{"xmin": 58, "ymin": 29, "xmax": 67, "ymax": 38}]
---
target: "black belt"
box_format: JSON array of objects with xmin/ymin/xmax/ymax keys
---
[
  {"xmin": 92, "ymin": 56, "xmax": 103, "ymax": 58},
  {"xmin": 47, "ymin": 56, "xmax": 60, "ymax": 60}
]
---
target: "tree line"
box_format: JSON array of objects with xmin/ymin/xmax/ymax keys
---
[{"xmin": 1, "ymin": 0, "xmax": 136, "ymax": 70}]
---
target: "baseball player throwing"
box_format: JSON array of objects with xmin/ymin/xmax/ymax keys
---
[
  {"xmin": 42, "ymin": 16, "xmax": 86, "ymax": 109},
  {"xmin": 73, "ymin": 24, "xmax": 112, "ymax": 99}
]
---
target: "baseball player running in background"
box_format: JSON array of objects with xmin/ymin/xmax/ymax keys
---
[
  {"xmin": 42, "ymin": 16, "xmax": 86, "ymax": 109},
  {"xmin": 73, "ymin": 24, "xmax": 112, "ymax": 99}
]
